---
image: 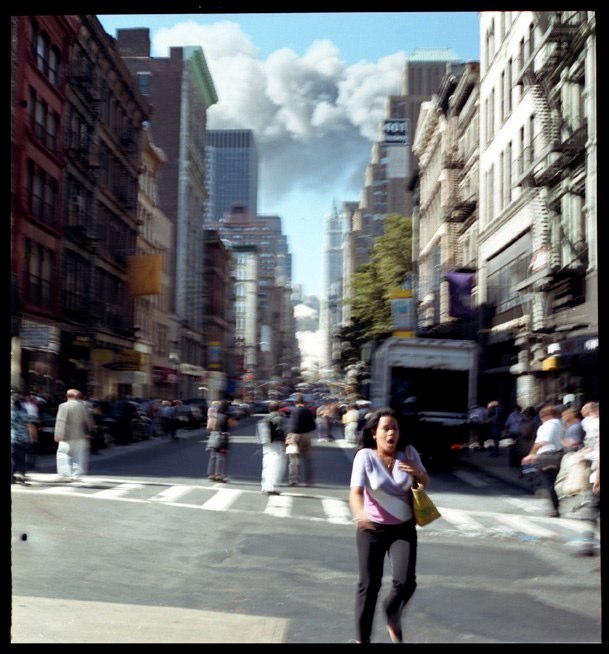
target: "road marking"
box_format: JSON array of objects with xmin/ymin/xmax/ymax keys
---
[
  {"xmin": 33, "ymin": 486, "xmax": 79, "ymax": 494},
  {"xmin": 438, "ymin": 507, "xmax": 485, "ymax": 531},
  {"xmin": 149, "ymin": 485, "xmax": 193, "ymax": 502},
  {"xmin": 494, "ymin": 514, "xmax": 557, "ymax": 538},
  {"xmin": 201, "ymin": 488, "xmax": 242, "ymax": 511},
  {"xmin": 322, "ymin": 498, "xmax": 352, "ymax": 524},
  {"xmin": 11, "ymin": 480, "xmax": 599, "ymax": 546},
  {"xmin": 94, "ymin": 483, "xmax": 144, "ymax": 499},
  {"xmin": 452, "ymin": 470, "xmax": 489, "ymax": 488},
  {"xmin": 264, "ymin": 494, "xmax": 292, "ymax": 518},
  {"xmin": 506, "ymin": 498, "xmax": 545, "ymax": 513}
]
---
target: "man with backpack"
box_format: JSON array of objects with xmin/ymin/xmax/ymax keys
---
[
  {"xmin": 258, "ymin": 401, "xmax": 287, "ymax": 495},
  {"xmin": 286, "ymin": 393, "xmax": 317, "ymax": 486}
]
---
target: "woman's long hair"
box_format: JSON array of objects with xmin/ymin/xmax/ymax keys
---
[{"xmin": 358, "ymin": 407, "xmax": 408, "ymax": 451}]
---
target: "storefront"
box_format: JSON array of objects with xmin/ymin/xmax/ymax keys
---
[
  {"xmin": 539, "ymin": 333, "xmax": 599, "ymax": 404},
  {"xmin": 151, "ymin": 365, "xmax": 179, "ymax": 399},
  {"xmin": 13, "ymin": 319, "xmax": 62, "ymax": 399}
]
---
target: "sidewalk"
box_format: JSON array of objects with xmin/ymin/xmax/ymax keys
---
[{"xmin": 27, "ymin": 427, "xmax": 203, "ymax": 475}]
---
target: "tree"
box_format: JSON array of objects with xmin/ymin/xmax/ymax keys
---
[{"xmin": 347, "ymin": 213, "xmax": 413, "ymax": 340}]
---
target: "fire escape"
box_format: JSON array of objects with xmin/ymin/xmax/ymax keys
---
[
  {"xmin": 66, "ymin": 59, "xmax": 102, "ymax": 245},
  {"xmin": 514, "ymin": 11, "xmax": 590, "ymax": 329}
]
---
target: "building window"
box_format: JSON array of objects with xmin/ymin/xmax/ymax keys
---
[
  {"xmin": 486, "ymin": 164, "xmax": 494, "ymax": 223},
  {"xmin": 506, "ymin": 58, "xmax": 513, "ymax": 115},
  {"xmin": 26, "ymin": 159, "xmax": 57, "ymax": 227},
  {"xmin": 136, "ymin": 72, "xmax": 151, "ymax": 96},
  {"xmin": 24, "ymin": 238, "xmax": 54, "ymax": 311},
  {"xmin": 505, "ymin": 141, "xmax": 512, "ymax": 206},
  {"xmin": 29, "ymin": 89, "xmax": 60, "ymax": 153},
  {"xmin": 63, "ymin": 251, "xmax": 89, "ymax": 314}
]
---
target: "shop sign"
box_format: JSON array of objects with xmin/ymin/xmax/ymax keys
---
[
  {"xmin": 20, "ymin": 320, "xmax": 61, "ymax": 353},
  {"xmin": 152, "ymin": 366, "xmax": 178, "ymax": 384},
  {"xmin": 118, "ymin": 349, "xmax": 141, "ymax": 371}
]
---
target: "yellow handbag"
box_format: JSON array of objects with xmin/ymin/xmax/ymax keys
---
[{"xmin": 411, "ymin": 482, "xmax": 441, "ymax": 526}]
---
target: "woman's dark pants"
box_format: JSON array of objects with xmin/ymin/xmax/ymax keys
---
[{"xmin": 355, "ymin": 519, "xmax": 417, "ymax": 643}]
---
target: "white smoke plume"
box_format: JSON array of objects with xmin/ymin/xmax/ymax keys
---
[{"xmin": 153, "ymin": 20, "xmax": 406, "ymax": 207}]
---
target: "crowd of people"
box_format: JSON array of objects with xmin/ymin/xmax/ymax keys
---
[
  {"xmin": 9, "ymin": 390, "xmax": 204, "ymax": 485},
  {"xmin": 11, "ymin": 386, "xmax": 599, "ymax": 642},
  {"xmin": 465, "ymin": 397, "xmax": 600, "ymax": 553}
]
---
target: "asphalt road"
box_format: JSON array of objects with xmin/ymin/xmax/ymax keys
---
[{"xmin": 10, "ymin": 417, "xmax": 603, "ymax": 644}]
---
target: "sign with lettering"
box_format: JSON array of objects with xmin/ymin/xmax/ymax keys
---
[{"xmin": 383, "ymin": 119, "xmax": 409, "ymax": 145}]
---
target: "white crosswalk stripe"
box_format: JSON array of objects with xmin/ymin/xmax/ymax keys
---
[
  {"xmin": 149, "ymin": 485, "xmax": 193, "ymax": 503},
  {"xmin": 201, "ymin": 488, "xmax": 242, "ymax": 511},
  {"xmin": 322, "ymin": 498, "xmax": 354, "ymax": 525},
  {"xmin": 494, "ymin": 514, "xmax": 558, "ymax": 538},
  {"xmin": 438, "ymin": 507, "xmax": 486, "ymax": 532},
  {"xmin": 265, "ymin": 494, "xmax": 292, "ymax": 518},
  {"xmin": 11, "ymin": 475, "xmax": 599, "ymax": 548},
  {"xmin": 95, "ymin": 483, "xmax": 144, "ymax": 499}
]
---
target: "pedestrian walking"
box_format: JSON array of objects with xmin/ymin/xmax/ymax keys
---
[
  {"xmin": 561, "ymin": 407, "xmax": 585, "ymax": 452},
  {"xmin": 22, "ymin": 393, "xmax": 40, "ymax": 467},
  {"xmin": 507, "ymin": 406, "xmax": 537, "ymax": 467},
  {"xmin": 11, "ymin": 394, "xmax": 36, "ymax": 484},
  {"xmin": 581, "ymin": 401, "xmax": 599, "ymax": 453},
  {"xmin": 554, "ymin": 403, "xmax": 600, "ymax": 556},
  {"xmin": 316, "ymin": 402, "xmax": 331, "ymax": 441},
  {"xmin": 521, "ymin": 404, "xmax": 566, "ymax": 517},
  {"xmin": 343, "ymin": 403, "xmax": 361, "ymax": 444},
  {"xmin": 258, "ymin": 401, "xmax": 287, "ymax": 495},
  {"xmin": 484, "ymin": 400, "xmax": 505, "ymax": 456},
  {"xmin": 54, "ymin": 388, "xmax": 95, "ymax": 482},
  {"xmin": 206, "ymin": 400, "xmax": 232, "ymax": 482},
  {"xmin": 286, "ymin": 393, "xmax": 317, "ymax": 486},
  {"xmin": 159, "ymin": 400, "xmax": 177, "ymax": 439},
  {"xmin": 467, "ymin": 403, "xmax": 487, "ymax": 450},
  {"xmin": 349, "ymin": 407, "xmax": 429, "ymax": 644}
]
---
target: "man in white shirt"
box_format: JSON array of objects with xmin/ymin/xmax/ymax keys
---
[
  {"xmin": 54, "ymin": 388, "xmax": 95, "ymax": 481},
  {"xmin": 522, "ymin": 404, "xmax": 565, "ymax": 517}
]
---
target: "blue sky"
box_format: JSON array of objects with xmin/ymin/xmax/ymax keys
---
[{"xmin": 99, "ymin": 12, "xmax": 481, "ymax": 297}]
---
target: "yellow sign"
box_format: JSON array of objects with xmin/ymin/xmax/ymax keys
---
[
  {"xmin": 390, "ymin": 288, "xmax": 414, "ymax": 337},
  {"xmin": 542, "ymin": 356, "xmax": 559, "ymax": 371}
]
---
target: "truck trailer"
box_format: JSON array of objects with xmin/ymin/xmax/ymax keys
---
[{"xmin": 370, "ymin": 337, "xmax": 478, "ymax": 466}]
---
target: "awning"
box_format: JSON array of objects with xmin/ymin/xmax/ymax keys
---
[{"xmin": 179, "ymin": 363, "xmax": 206, "ymax": 376}]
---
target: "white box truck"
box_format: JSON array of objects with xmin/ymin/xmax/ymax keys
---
[{"xmin": 370, "ymin": 337, "xmax": 478, "ymax": 466}]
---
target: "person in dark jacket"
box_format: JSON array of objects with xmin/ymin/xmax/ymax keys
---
[
  {"xmin": 286, "ymin": 393, "xmax": 317, "ymax": 486},
  {"xmin": 258, "ymin": 401, "xmax": 286, "ymax": 495}
]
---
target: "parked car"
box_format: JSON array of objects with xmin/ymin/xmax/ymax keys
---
[
  {"xmin": 180, "ymin": 401, "xmax": 204, "ymax": 429},
  {"xmin": 183, "ymin": 398, "xmax": 209, "ymax": 420},
  {"xmin": 228, "ymin": 402, "xmax": 250, "ymax": 420},
  {"xmin": 251, "ymin": 400, "xmax": 272, "ymax": 414}
]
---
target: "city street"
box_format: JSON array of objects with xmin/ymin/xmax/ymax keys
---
[{"xmin": 11, "ymin": 417, "xmax": 602, "ymax": 644}]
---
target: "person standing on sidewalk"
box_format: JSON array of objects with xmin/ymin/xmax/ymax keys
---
[
  {"xmin": 206, "ymin": 400, "xmax": 233, "ymax": 482},
  {"xmin": 343, "ymin": 404, "xmax": 361, "ymax": 444},
  {"xmin": 258, "ymin": 401, "xmax": 286, "ymax": 495},
  {"xmin": 11, "ymin": 394, "xmax": 36, "ymax": 484},
  {"xmin": 54, "ymin": 388, "xmax": 95, "ymax": 482},
  {"xmin": 286, "ymin": 393, "xmax": 316, "ymax": 486}
]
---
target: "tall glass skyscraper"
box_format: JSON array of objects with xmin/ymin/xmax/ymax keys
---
[{"xmin": 205, "ymin": 129, "xmax": 258, "ymax": 222}]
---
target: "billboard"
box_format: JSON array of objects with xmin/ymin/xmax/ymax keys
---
[{"xmin": 383, "ymin": 119, "xmax": 410, "ymax": 145}]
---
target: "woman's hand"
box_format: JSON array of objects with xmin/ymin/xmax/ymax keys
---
[
  {"xmin": 398, "ymin": 458, "xmax": 429, "ymax": 487},
  {"xmin": 353, "ymin": 516, "xmax": 376, "ymax": 531}
]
